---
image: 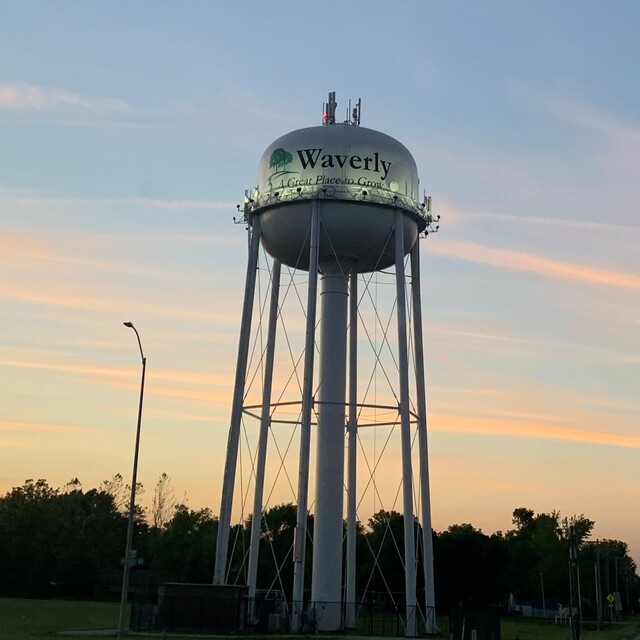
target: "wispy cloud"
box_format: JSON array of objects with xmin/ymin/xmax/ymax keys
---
[
  {"xmin": 428, "ymin": 239, "xmax": 640, "ymax": 290},
  {"xmin": 461, "ymin": 209, "xmax": 640, "ymax": 234},
  {"xmin": 432, "ymin": 413, "xmax": 640, "ymax": 450},
  {"xmin": 431, "ymin": 324, "xmax": 640, "ymax": 365},
  {"xmin": 0, "ymin": 187, "xmax": 234, "ymax": 212},
  {"xmin": 543, "ymin": 96, "xmax": 640, "ymax": 145},
  {"xmin": 539, "ymin": 96, "xmax": 640, "ymax": 207},
  {"xmin": 0, "ymin": 81, "xmax": 134, "ymax": 113},
  {"xmin": 0, "ymin": 358, "xmax": 234, "ymax": 406},
  {"xmin": 0, "ymin": 285, "xmax": 235, "ymax": 322},
  {"xmin": 0, "ymin": 419, "xmax": 107, "ymax": 435},
  {"xmin": 0, "ymin": 231, "xmax": 241, "ymax": 278},
  {"xmin": 0, "ymin": 232, "xmax": 166, "ymax": 278}
]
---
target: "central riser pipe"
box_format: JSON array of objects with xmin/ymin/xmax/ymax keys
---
[{"xmin": 311, "ymin": 262, "xmax": 349, "ymax": 631}]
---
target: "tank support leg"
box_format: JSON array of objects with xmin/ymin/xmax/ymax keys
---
[
  {"xmin": 214, "ymin": 216, "xmax": 262, "ymax": 585},
  {"xmin": 395, "ymin": 212, "xmax": 417, "ymax": 637},
  {"xmin": 291, "ymin": 202, "xmax": 320, "ymax": 632},
  {"xmin": 247, "ymin": 260, "xmax": 282, "ymax": 617}
]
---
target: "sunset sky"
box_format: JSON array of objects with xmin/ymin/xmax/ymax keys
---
[{"xmin": 1, "ymin": 2, "xmax": 639, "ymax": 566}]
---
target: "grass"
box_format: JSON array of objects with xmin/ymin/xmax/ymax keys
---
[
  {"xmin": 0, "ymin": 598, "xmax": 638, "ymax": 640},
  {"xmin": 500, "ymin": 617, "xmax": 640, "ymax": 640},
  {"xmin": 0, "ymin": 598, "xmax": 120, "ymax": 639}
]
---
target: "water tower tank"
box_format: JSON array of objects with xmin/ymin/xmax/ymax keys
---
[{"xmin": 253, "ymin": 123, "xmax": 428, "ymax": 272}]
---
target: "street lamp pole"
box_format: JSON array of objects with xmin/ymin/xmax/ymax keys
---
[{"xmin": 118, "ymin": 322, "xmax": 146, "ymax": 638}]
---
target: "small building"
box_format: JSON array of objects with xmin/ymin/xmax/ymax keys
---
[{"xmin": 148, "ymin": 583, "xmax": 249, "ymax": 633}]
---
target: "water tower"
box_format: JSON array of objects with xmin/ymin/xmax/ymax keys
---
[{"xmin": 213, "ymin": 93, "xmax": 438, "ymax": 635}]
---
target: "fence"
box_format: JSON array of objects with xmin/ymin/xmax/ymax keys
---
[{"xmin": 130, "ymin": 588, "xmax": 443, "ymax": 637}]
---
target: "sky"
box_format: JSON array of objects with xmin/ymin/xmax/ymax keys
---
[{"xmin": 1, "ymin": 2, "xmax": 639, "ymax": 567}]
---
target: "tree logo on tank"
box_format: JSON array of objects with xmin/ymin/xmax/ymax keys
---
[{"xmin": 269, "ymin": 148, "xmax": 294, "ymax": 175}]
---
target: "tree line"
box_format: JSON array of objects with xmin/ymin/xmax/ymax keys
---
[{"xmin": 0, "ymin": 476, "xmax": 637, "ymax": 617}]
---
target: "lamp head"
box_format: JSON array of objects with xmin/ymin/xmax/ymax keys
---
[{"xmin": 123, "ymin": 322, "xmax": 134, "ymax": 328}]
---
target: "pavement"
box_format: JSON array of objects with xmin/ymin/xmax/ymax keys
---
[{"xmin": 57, "ymin": 632, "xmax": 118, "ymax": 637}]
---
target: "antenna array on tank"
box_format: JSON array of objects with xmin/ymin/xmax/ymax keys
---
[
  {"xmin": 323, "ymin": 91, "xmax": 361, "ymax": 126},
  {"xmin": 322, "ymin": 91, "xmax": 337, "ymax": 125},
  {"xmin": 348, "ymin": 98, "xmax": 361, "ymax": 126}
]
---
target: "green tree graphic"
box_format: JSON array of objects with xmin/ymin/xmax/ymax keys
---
[{"xmin": 269, "ymin": 147, "xmax": 293, "ymax": 172}]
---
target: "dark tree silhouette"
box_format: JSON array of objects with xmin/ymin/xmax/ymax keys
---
[
  {"xmin": 434, "ymin": 523, "xmax": 507, "ymax": 609},
  {"xmin": 0, "ymin": 479, "xmax": 124, "ymax": 597},
  {"xmin": 1, "ymin": 476, "xmax": 638, "ymax": 619},
  {"xmin": 245, "ymin": 502, "xmax": 314, "ymax": 597},
  {"xmin": 147, "ymin": 504, "xmax": 217, "ymax": 584},
  {"xmin": 151, "ymin": 472, "xmax": 176, "ymax": 529}
]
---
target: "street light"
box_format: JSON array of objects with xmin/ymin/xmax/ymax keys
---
[{"xmin": 118, "ymin": 322, "xmax": 147, "ymax": 638}]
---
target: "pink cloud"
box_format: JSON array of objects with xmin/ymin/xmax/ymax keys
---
[
  {"xmin": 428, "ymin": 239, "xmax": 640, "ymax": 290},
  {"xmin": 0, "ymin": 419, "xmax": 105, "ymax": 435},
  {"xmin": 0, "ymin": 358, "xmax": 234, "ymax": 407},
  {"xmin": 0, "ymin": 81, "xmax": 133, "ymax": 113},
  {"xmin": 431, "ymin": 413, "xmax": 640, "ymax": 450},
  {"xmin": 0, "ymin": 284, "xmax": 234, "ymax": 321}
]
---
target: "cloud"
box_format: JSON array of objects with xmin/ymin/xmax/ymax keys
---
[
  {"xmin": 539, "ymin": 96, "xmax": 640, "ymax": 203},
  {"xmin": 0, "ymin": 187, "xmax": 234, "ymax": 212},
  {"xmin": 0, "ymin": 232, "xmax": 165, "ymax": 278},
  {"xmin": 428, "ymin": 239, "xmax": 640, "ymax": 290},
  {"xmin": 431, "ymin": 413, "xmax": 640, "ymax": 450},
  {"xmin": 0, "ymin": 81, "xmax": 133, "ymax": 113},
  {"xmin": 543, "ymin": 96, "xmax": 640, "ymax": 145},
  {"xmin": 430, "ymin": 324, "xmax": 640, "ymax": 365},
  {"xmin": 0, "ymin": 231, "xmax": 242, "ymax": 281},
  {"xmin": 0, "ymin": 358, "xmax": 235, "ymax": 407},
  {"xmin": 461, "ymin": 209, "xmax": 639, "ymax": 234},
  {"xmin": 0, "ymin": 419, "xmax": 106, "ymax": 435},
  {"xmin": 0, "ymin": 284, "xmax": 236, "ymax": 322}
]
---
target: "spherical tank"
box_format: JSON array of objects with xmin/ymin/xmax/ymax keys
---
[{"xmin": 251, "ymin": 124, "xmax": 427, "ymax": 273}]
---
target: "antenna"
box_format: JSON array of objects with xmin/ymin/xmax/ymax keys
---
[
  {"xmin": 322, "ymin": 91, "xmax": 337, "ymax": 125},
  {"xmin": 345, "ymin": 98, "xmax": 362, "ymax": 126},
  {"xmin": 352, "ymin": 98, "xmax": 361, "ymax": 126},
  {"xmin": 322, "ymin": 92, "xmax": 360, "ymax": 126}
]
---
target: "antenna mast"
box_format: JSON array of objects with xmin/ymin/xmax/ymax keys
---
[{"xmin": 322, "ymin": 91, "xmax": 337, "ymax": 125}]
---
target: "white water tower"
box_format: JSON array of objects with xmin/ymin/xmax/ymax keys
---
[{"xmin": 213, "ymin": 93, "xmax": 438, "ymax": 635}]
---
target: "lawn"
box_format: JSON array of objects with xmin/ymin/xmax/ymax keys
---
[
  {"xmin": 500, "ymin": 617, "xmax": 640, "ymax": 640},
  {"xmin": 0, "ymin": 598, "xmax": 639, "ymax": 640},
  {"xmin": 0, "ymin": 598, "xmax": 120, "ymax": 639}
]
